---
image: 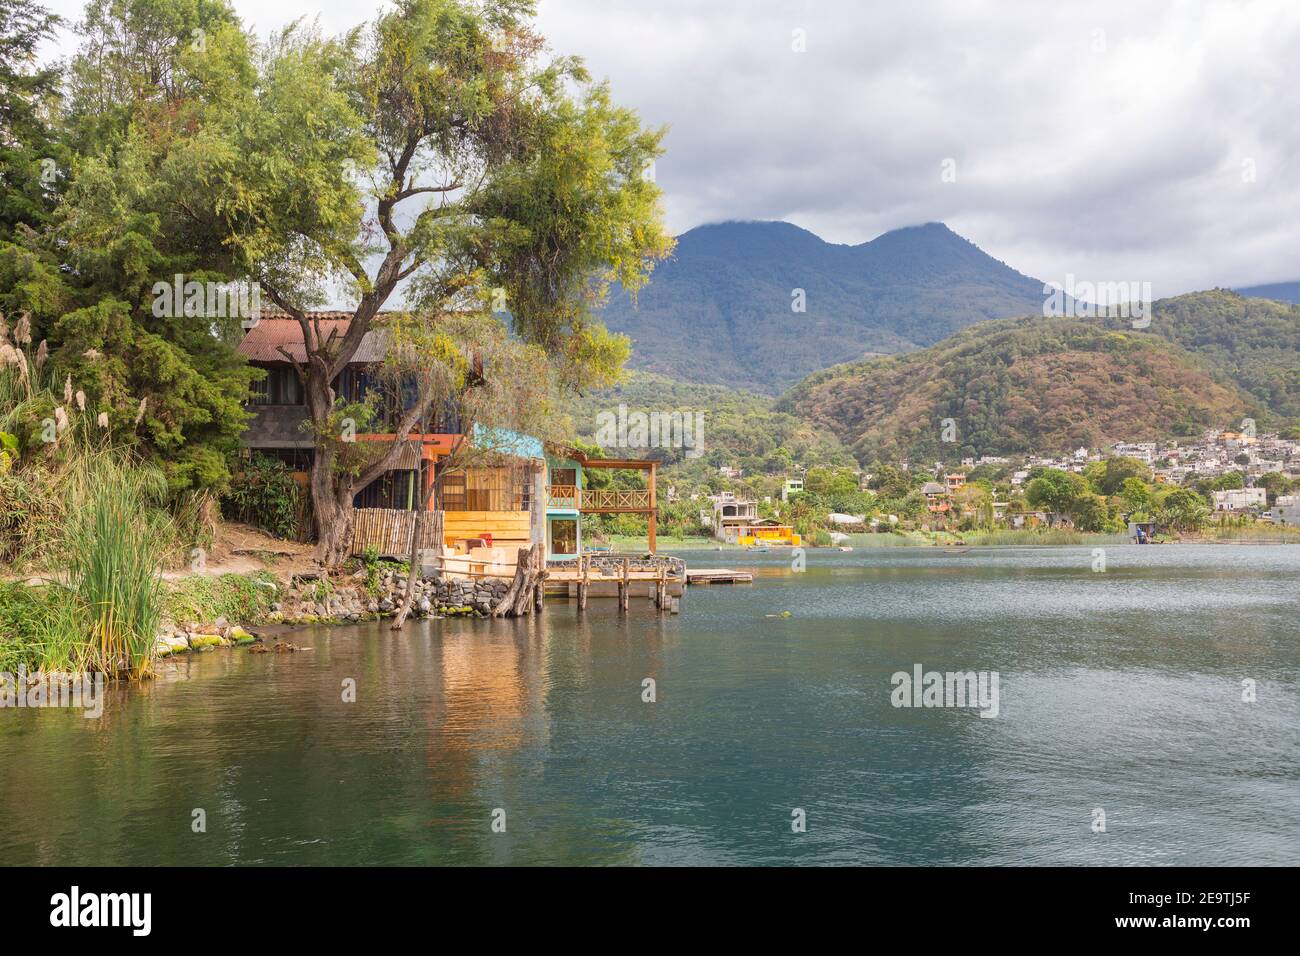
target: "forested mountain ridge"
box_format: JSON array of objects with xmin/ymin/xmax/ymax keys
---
[
  {"xmin": 777, "ymin": 292, "xmax": 1292, "ymax": 464},
  {"xmin": 596, "ymin": 220, "xmax": 1049, "ymax": 393},
  {"xmin": 1236, "ymin": 281, "xmax": 1300, "ymax": 305},
  {"xmin": 1106, "ymin": 290, "xmax": 1300, "ymax": 419}
]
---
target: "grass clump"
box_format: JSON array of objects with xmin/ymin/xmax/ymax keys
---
[{"xmin": 164, "ymin": 571, "xmax": 280, "ymax": 628}]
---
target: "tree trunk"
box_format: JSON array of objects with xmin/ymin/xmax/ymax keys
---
[
  {"xmin": 392, "ymin": 466, "xmax": 443, "ymax": 629},
  {"xmin": 492, "ymin": 543, "xmax": 543, "ymax": 617}
]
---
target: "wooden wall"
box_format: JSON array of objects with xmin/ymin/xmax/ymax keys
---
[{"xmin": 443, "ymin": 510, "xmax": 531, "ymax": 548}]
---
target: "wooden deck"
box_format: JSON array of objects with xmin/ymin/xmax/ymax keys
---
[{"xmin": 685, "ymin": 568, "xmax": 753, "ymax": 584}]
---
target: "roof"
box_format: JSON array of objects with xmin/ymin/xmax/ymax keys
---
[
  {"xmin": 921, "ymin": 481, "xmax": 946, "ymax": 494},
  {"xmin": 236, "ymin": 316, "xmax": 389, "ymax": 364},
  {"xmin": 544, "ymin": 442, "xmax": 658, "ymax": 470}
]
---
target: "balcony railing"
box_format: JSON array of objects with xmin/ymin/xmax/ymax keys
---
[
  {"xmin": 547, "ymin": 484, "xmax": 579, "ymax": 510},
  {"xmin": 546, "ymin": 486, "xmax": 653, "ymax": 512}
]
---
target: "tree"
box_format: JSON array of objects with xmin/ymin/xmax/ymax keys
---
[
  {"xmin": 385, "ymin": 311, "xmax": 558, "ymax": 627},
  {"xmin": 0, "ymin": 0, "xmax": 62, "ymax": 243},
  {"xmin": 207, "ymin": 0, "xmax": 671, "ymax": 564},
  {"xmin": 1154, "ymin": 487, "xmax": 1209, "ymax": 533},
  {"xmin": 1025, "ymin": 468, "xmax": 1087, "ymax": 517},
  {"xmin": 2, "ymin": 0, "xmax": 260, "ymax": 492},
  {"xmin": 1256, "ymin": 471, "xmax": 1295, "ymax": 506},
  {"xmin": 1088, "ymin": 456, "xmax": 1150, "ymax": 496},
  {"xmin": 1118, "ymin": 476, "xmax": 1154, "ymax": 516}
]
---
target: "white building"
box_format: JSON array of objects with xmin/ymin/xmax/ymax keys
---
[
  {"xmin": 1213, "ymin": 488, "xmax": 1267, "ymax": 512},
  {"xmin": 1270, "ymin": 495, "xmax": 1299, "ymax": 526}
]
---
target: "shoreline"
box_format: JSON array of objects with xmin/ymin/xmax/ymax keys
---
[{"xmin": 4, "ymin": 533, "xmax": 1297, "ymax": 675}]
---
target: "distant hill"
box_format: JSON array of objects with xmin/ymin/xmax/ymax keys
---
[
  {"xmin": 597, "ymin": 220, "xmax": 1049, "ymax": 394},
  {"xmin": 1235, "ymin": 281, "xmax": 1300, "ymax": 305},
  {"xmin": 566, "ymin": 370, "xmax": 853, "ymax": 472},
  {"xmin": 1101, "ymin": 290, "xmax": 1300, "ymax": 420},
  {"xmin": 780, "ymin": 295, "xmax": 1275, "ymax": 464}
]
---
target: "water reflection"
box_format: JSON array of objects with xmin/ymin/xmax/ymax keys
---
[{"xmin": 0, "ymin": 546, "xmax": 1297, "ymax": 865}]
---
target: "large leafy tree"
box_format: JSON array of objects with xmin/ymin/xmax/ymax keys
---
[
  {"xmin": 1, "ymin": 0, "xmax": 260, "ymax": 492},
  {"xmin": 0, "ymin": 0, "xmax": 62, "ymax": 242},
  {"xmin": 205, "ymin": 0, "xmax": 672, "ymax": 563}
]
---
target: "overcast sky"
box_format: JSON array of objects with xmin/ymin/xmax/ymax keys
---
[{"xmin": 36, "ymin": 0, "xmax": 1300, "ymax": 296}]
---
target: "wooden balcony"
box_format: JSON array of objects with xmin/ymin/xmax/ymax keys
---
[
  {"xmin": 546, "ymin": 486, "xmax": 653, "ymax": 513},
  {"xmin": 547, "ymin": 484, "xmax": 579, "ymax": 510}
]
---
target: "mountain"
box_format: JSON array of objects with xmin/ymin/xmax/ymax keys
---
[
  {"xmin": 778, "ymin": 292, "xmax": 1286, "ymax": 464},
  {"xmin": 1101, "ymin": 290, "xmax": 1300, "ymax": 420},
  {"xmin": 597, "ymin": 220, "xmax": 1048, "ymax": 394},
  {"xmin": 1235, "ymin": 281, "xmax": 1300, "ymax": 305}
]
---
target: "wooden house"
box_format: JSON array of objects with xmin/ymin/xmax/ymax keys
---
[{"xmin": 235, "ymin": 317, "xmax": 660, "ymax": 565}]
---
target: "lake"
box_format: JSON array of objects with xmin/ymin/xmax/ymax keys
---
[{"xmin": 1, "ymin": 545, "xmax": 1297, "ymax": 865}]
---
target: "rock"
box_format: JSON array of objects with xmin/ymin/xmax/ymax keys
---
[
  {"xmin": 229, "ymin": 626, "xmax": 256, "ymax": 645},
  {"xmin": 214, "ymin": 616, "xmax": 229, "ymax": 630},
  {"xmin": 248, "ymin": 644, "xmax": 269, "ymax": 654},
  {"xmin": 378, "ymin": 598, "xmax": 394, "ymax": 613}
]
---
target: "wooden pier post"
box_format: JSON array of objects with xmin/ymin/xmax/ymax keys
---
[
  {"xmin": 533, "ymin": 561, "xmax": 545, "ymax": 612},
  {"xmin": 577, "ymin": 554, "xmax": 588, "ymax": 611},
  {"xmin": 619, "ymin": 558, "xmax": 629, "ymax": 612}
]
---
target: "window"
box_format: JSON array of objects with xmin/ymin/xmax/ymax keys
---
[
  {"xmin": 551, "ymin": 467, "xmax": 577, "ymax": 487},
  {"xmin": 354, "ymin": 470, "xmax": 416, "ymax": 510},
  {"xmin": 550, "ymin": 518, "xmax": 577, "ymax": 555},
  {"xmin": 250, "ymin": 366, "xmax": 303, "ymax": 405},
  {"xmin": 439, "ymin": 463, "xmax": 531, "ymax": 512}
]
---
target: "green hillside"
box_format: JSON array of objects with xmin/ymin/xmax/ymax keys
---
[
  {"xmin": 1104, "ymin": 290, "xmax": 1300, "ymax": 419},
  {"xmin": 565, "ymin": 370, "xmax": 854, "ymax": 475},
  {"xmin": 780, "ymin": 303, "xmax": 1267, "ymax": 464}
]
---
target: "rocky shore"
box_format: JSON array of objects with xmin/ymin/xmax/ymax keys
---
[{"xmin": 154, "ymin": 568, "xmax": 511, "ymax": 659}]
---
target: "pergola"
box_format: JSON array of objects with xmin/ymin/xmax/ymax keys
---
[{"xmin": 550, "ymin": 447, "xmax": 661, "ymax": 553}]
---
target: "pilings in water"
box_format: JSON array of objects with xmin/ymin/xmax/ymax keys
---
[
  {"xmin": 577, "ymin": 554, "xmax": 589, "ymax": 612},
  {"xmin": 520, "ymin": 553, "xmax": 684, "ymax": 616}
]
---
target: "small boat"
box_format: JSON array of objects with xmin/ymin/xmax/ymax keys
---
[
  {"xmin": 943, "ymin": 546, "xmax": 971, "ymax": 554},
  {"xmin": 746, "ymin": 545, "xmax": 770, "ymax": 553},
  {"xmin": 585, "ymin": 544, "xmax": 613, "ymax": 552},
  {"xmin": 838, "ymin": 546, "xmax": 854, "ymax": 552}
]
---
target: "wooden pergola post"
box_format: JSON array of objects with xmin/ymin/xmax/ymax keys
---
[{"xmin": 648, "ymin": 461, "xmax": 657, "ymax": 554}]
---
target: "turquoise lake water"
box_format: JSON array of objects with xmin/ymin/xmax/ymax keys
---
[{"xmin": 1, "ymin": 545, "xmax": 1297, "ymax": 865}]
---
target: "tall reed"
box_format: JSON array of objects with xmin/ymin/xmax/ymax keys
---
[{"xmin": 38, "ymin": 449, "xmax": 169, "ymax": 678}]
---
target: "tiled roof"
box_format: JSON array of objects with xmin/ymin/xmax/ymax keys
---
[{"xmin": 236, "ymin": 315, "xmax": 389, "ymax": 364}]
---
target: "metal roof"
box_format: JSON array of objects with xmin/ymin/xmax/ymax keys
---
[{"xmin": 236, "ymin": 316, "xmax": 389, "ymax": 364}]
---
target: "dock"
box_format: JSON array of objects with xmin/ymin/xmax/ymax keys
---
[{"xmin": 685, "ymin": 568, "xmax": 753, "ymax": 585}]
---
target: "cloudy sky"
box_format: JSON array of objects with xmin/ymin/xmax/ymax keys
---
[{"xmin": 37, "ymin": 0, "xmax": 1300, "ymax": 295}]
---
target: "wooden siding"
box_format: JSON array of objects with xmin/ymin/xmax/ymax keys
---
[
  {"xmin": 443, "ymin": 510, "xmax": 531, "ymax": 548},
  {"xmin": 352, "ymin": 508, "xmax": 533, "ymax": 557}
]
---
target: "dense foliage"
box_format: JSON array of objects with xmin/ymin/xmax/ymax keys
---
[
  {"xmin": 782, "ymin": 303, "xmax": 1264, "ymax": 463},
  {"xmin": 1101, "ymin": 290, "xmax": 1300, "ymax": 421},
  {"xmin": 568, "ymin": 369, "xmax": 854, "ymax": 475}
]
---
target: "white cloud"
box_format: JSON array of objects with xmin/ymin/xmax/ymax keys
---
[{"xmin": 36, "ymin": 0, "xmax": 1300, "ymax": 293}]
